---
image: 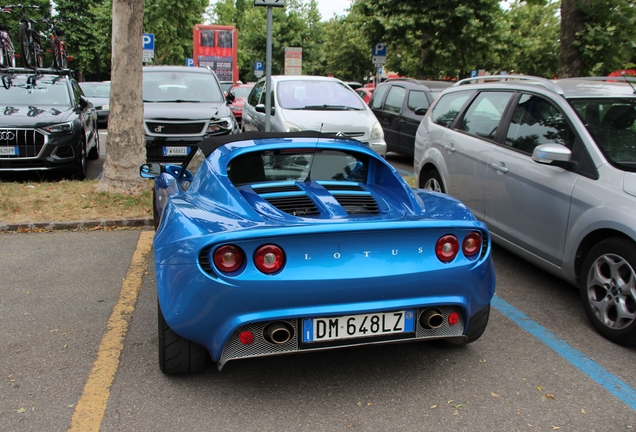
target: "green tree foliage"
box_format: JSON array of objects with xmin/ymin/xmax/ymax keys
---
[
  {"xmin": 352, "ymin": 0, "xmax": 505, "ymax": 79},
  {"xmin": 323, "ymin": 15, "xmax": 375, "ymax": 82},
  {"xmin": 575, "ymin": 0, "xmax": 636, "ymax": 75},
  {"xmin": 500, "ymin": 0, "xmax": 560, "ymax": 77}
]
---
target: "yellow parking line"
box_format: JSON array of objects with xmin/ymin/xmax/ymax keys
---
[{"xmin": 68, "ymin": 231, "xmax": 154, "ymax": 432}]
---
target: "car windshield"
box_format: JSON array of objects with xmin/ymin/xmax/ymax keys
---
[
  {"xmin": 1, "ymin": 77, "xmax": 71, "ymax": 106},
  {"xmin": 231, "ymin": 86, "xmax": 253, "ymax": 98},
  {"xmin": 80, "ymin": 83, "xmax": 110, "ymax": 98},
  {"xmin": 277, "ymin": 80, "xmax": 366, "ymax": 110},
  {"xmin": 143, "ymin": 71, "xmax": 224, "ymax": 103},
  {"xmin": 227, "ymin": 149, "xmax": 368, "ymax": 185},
  {"xmin": 569, "ymin": 98, "xmax": 636, "ymax": 170}
]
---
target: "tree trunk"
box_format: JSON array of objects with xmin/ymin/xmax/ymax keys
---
[
  {"xmin": 558, "ymin": 0, "xmax": 586, "ymax": 78},
  {"xmin": 417, "ymin": 32, "xmax": 431, "ymax": 80},
  {"xmin": 97, "ymin": 0, "xmax": 146, "ymax": 195}
]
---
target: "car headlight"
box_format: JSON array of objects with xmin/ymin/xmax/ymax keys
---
[
  {"xmin": 371, "ymin": 121, "xmax": 384, "ymax": 140},
  {"xmin": 208, "ymin": 116, "xmax": 234, "ymax": 133},
  {"xmin": 283, "ymin": 121, "xmax": 302, "ymax": 132},
  {"xmin": 40, "ymin": 121, "xmax": 74, "ymax": 134}
]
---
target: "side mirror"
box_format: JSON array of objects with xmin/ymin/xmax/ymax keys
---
[
  {"xmin": 414, "ymin": 107, "xmax": 428, "ymax": 116},
  {"xmin": 140, "ymin": 163, "xmax": 164, "ymax": 178},
  {"xmin": 532, "ymin": 143, "xmax": 572, "ymax": 164},
  {"xmin": 226, "ymin": 91, "xmax": 236, "ymax": 104},
  {"xmin": 79, "ymin": 95, "xmax": 89, "ymax": 109},
  {"xmin": 255, "ymin": 104, "xmax": 275, "ymax": 115}
]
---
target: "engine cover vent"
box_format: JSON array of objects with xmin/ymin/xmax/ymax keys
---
[
  {"xmin": 263, "ymin": 195, "xmax": 320, "ymax": 217},
  {"xmin": 252, "ymin": 184, "xmax": 301, "ymax": 194},
  {"xmin": 333, "ymin": 194, "xmax": 379, "ymax": 214}
]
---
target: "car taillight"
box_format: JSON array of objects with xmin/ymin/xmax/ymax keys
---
[
  {"xmin": 435, "ymin": 235, "xmax": 459, "ymax": 263},
  {"xmin": 254, "ymin": 244, "xmax": 285, "ymax": 274},
  {"xmin": 462, "ymin": 232, "xmax": 482, "ymax": 257},
  {"xmin": 213, "ymin": 244, "xmax": 244, "ymax": 273}
]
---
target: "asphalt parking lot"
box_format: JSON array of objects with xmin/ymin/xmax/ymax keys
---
[{"xmin": 1, "ymin": 229, "xmax": 635, "ymax": 431}]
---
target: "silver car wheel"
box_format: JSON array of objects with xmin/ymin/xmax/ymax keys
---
[
  {"xmin": 585, "ymin": 253, "xmax": 636, "ymax": 331},
  {"xmin": 424, "ymin": 177, "xmax": 442, "ymax": 192}
]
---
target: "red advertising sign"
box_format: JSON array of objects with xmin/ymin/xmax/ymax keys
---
[{"xmin": 193, "ymin": 24, "xmax": 239, "ymax": 83}]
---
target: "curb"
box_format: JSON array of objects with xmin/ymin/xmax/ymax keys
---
[{"xmin": 0, "ymin": 217, "xmax": 153, "ymax": 233}]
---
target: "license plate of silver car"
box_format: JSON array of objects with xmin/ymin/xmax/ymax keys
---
[
  {"xmin": 302, "ymin": 310, "xmax": 415, "ymax": 343},
  {"xmin": 163, "ymin": 146, "xmax": 190, "ymax": 157}
]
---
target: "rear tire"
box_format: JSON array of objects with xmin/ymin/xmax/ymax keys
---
[
  {"xmin": 579, "ymin": 238, "xmax": 636, "ymax": 346},
  {"xmin": 71, "ymin": 138, "xmax": 87, "ymax": 180},
  {"xmin": 87, "ymin": 127, "xmax": 100, "ymax": 160},
  {"xmin": 18, "ymin": 25, "xmax": 33, "ymax": 68},
  {"xmin": 158, "ymin": 300, "xmax": 209, "ymax": 374},
  {"xmin": 421, "ymin": 169, "xmax": 445, "ymax": 193}
]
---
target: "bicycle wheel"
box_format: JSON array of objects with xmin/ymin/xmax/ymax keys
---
[
  {"xmin": 50, "ymin": 39, "xmax": 59, "ymax": 68},
  {"xmin": 59, "ymin": 44, "xmax": 68, "ymax": 69},
  {"xmin": 7, "ymin": 38, "xmax": 16, "ymax": 67},
  {"xmin": 0, "ymin": 41, "xmax": 6, "ymax": 68},
  {"xmin": 18, "ymin": 24, "xmax": 33, "ymax": 68}
]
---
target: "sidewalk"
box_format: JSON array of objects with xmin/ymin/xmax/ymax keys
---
[{"xmin": 0, "ymin": 217, "xmax": 152, "ymax": 232}]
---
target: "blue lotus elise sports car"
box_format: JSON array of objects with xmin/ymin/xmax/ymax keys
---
[{"xmin": 140, "ymin": 131, "xmax": 496, "ymax": 373}]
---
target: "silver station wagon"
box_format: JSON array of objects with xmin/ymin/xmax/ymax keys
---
[{"xmin": 414, "ymin": 75, "xmax": 636, "ymax": 346}]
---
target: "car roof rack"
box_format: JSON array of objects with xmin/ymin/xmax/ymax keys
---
[
  {"xmin": 1, "ymin": 67, "xmax": 74, "ymax": 76},
  {"xmin": 453, "ymin": 75, "xmax": 564, "ymax": 95}
]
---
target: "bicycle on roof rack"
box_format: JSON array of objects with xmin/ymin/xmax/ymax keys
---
[
  {"xmin": 43, "ymin": 17, "xmax": 69, "ymax": 69},
  {"xmin": 5, "ymin": 3, "xmax": 43, "ymax": 69},
  {"xmin": 0, "ymin": 6, "xmax": 16, "ymax": 68}
]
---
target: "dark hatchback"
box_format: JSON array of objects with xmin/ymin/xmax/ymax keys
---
[
  {"xmin": 369, "ymin": 79, "xmax": 452, "ymax": 157},
  {"xmin": 0, "ymin": 68, "xmax": 100, "ymax": 179},
  {"xmin": 143, "ymin": 66, "xmax": 238, "ymax": 163}
]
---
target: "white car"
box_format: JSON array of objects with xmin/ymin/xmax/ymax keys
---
[{"xmin": 242, "ymin": 75, "xmax": 387, "ymax": 157}]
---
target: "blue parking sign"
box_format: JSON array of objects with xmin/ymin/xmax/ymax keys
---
[
  {"xmin": 142, "ymin": 34, "xmax": 154, "ymax": 50},
  {"xmin": 186, "ymin": 58, "xmax": 194, "ymax": 67}
]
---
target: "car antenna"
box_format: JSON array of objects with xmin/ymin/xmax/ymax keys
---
[
  {"xmin": 621, "ymin": 71, "xmax": 636, "ymax": 94},
  {"xmin": 304, "ymin": 123, "xmax": 323, "ymax": 183}
]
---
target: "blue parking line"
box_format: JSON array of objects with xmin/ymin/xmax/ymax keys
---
[{"xmin": 492, "ymin": 295, "xmax": 636, "ymax": 410}]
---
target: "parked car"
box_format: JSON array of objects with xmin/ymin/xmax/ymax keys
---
[
  {"xmin": 370, "ymin": 78, "xmax": 452, "ymax": 157},
  {"xmin": 242, "ymin": 75, "xmax": 387, "ymax": 157},
  {"xmin": 79, "ymin": 81, "xmax": 110, "ymax": 127},
  {"xmin": 227, "ymin": 83, "xmax": 254, "ymax": 127},
  {"xmin": 140, "ymin": 131, "xmax": 495, "ymax": 373},
  {"xmin": 143, "ymin": 65, "xmax": 238, "ymax": 163},
  {"xmin": 414, "ymin": 75, "xmax": 636, "ymax": 345},
  {"xmin": 219, "ymin": 80, "xmax": 235, "ymax": 95},
  {"xmin": 356, "ymin": 87, "xmax": 374, "ymax": 104},
  {"xmin": 344, "ymin": 81, "xmax": 363, "ymax": 90},
  {"xmin": 0, "ymin": 68, "xmax": 99, "ymax": 179}
]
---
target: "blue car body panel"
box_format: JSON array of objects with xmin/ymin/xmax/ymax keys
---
[{"xmin": 145, "ymin": 132, "xmax": 496, "ymax": 368}]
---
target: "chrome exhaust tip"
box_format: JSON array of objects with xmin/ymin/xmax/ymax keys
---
[
  {"xmin": 420, "ymin": 308, "xmax": 444, "ymax": 329},
  {"xmin": 263, "ymin": 322, "xmax": 293, "ymax": 344}
]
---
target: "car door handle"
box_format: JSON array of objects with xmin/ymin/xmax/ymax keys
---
[
  {"xmin": 443, "ymin": 143, "xmax": 456, "ymax": 153},
  {"xmin": 491, "ymin": 162, "xmax": 509, "ymax": 173}
]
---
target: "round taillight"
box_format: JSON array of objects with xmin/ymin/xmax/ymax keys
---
[
  {"xmin": 213, "ymin": 244, "xmax": 244, "ymax": 273},
  {"xmin": 435, "ymin": 235, "xmax": 459, "ymax": 263},
  {"xmin": 254, "ymin": 244, "xmax": 285, "ymax": 274},
  {"xmin": 239, "ymin": 331, "xmax": 254, "ymax": 345},
  {"xmin": 448, "ymin": 311, "xmax": 460, "ymax": 326},
  {"xmin": 462, "ymin": 232, "xmax": 482, "ymax": 257}
]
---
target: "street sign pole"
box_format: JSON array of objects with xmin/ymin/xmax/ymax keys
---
[
  {"xmin": 265, "ymin": 7, "xmax": 272, "ymax": 132},
  {"xmin": 254, "ymin": 0, "xmax": 285, "ymax": 132}
]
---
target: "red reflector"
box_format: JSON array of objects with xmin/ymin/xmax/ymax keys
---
[
  {"xmin": 448, "ymin": 311, "xmax": 460, "ymax": 326},
  {"xmin": 213, "ymin": 244, "xmax": 244, "ymax": 273},
  {"xmin": 239, "ymin": 331, "xmax": 254, "ymax": 345},
  {"xmin": 435, "ymin": 235, "xmax": 459, "ymax": 262},
  {"xmin": 462, "ymin": 232, "xmax": 482, "ymax": 257},
  {"xmin": 254, "ymin": 244, "xmax": 285, "ymax": 274}
]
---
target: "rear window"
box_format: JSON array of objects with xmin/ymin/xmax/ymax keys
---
[
  {"xmin": 432, "ymin": 91, "xmax": 471, "ymax": 127},
  {"xmin": 228, "ymin": 149, "xmax": 369, "ymax": 185}
]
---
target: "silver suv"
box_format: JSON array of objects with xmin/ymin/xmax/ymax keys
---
[{"xmin": 414, "ymin": 75, "xmax": 636, "ymax": 345}]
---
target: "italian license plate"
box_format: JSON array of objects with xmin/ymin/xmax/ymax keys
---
[
  {"xmin": 302, "ymin": 310, "xmax": 415, "ymax": 343},
  {"xmin": 0, "ymin": 146, "xmax": 18, "ymax": 156},
  {"xmin": 162, "ymin": 146, "xmax": 190, "ymax": 157}
]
